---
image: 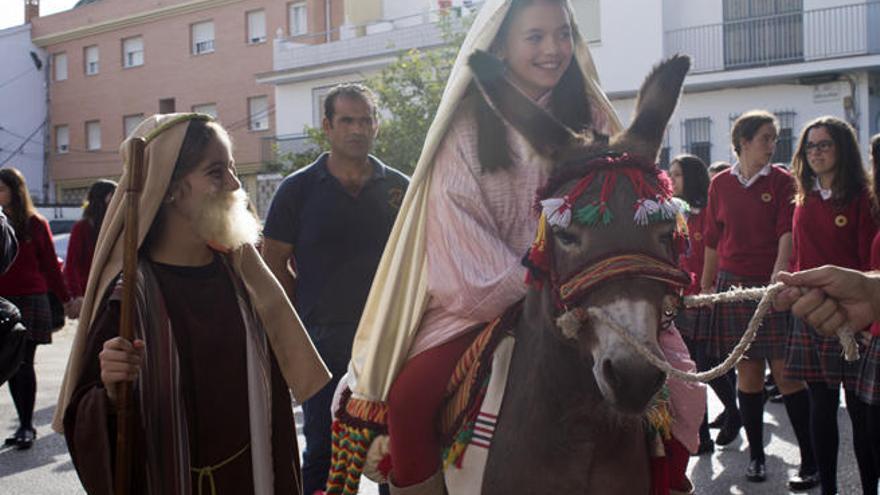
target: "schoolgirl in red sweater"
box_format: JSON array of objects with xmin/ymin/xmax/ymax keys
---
[
  {"xmin": 701, "ymin": 110, "xmax": 816, "ymax": 489},
  {"xmin": 63, "ymin": 179, "xmax": 117, "ymax": 316},
  {"xmin": 785, "ymin": 117, "xmax": 878, "ymax": 495},
  {"xmin": 858, "ymin": 133, "xmax": 880, "ymax": 489},
  {"xmin": 670, "ymin": 154, "xmax": 738, "ymax": 454},
  {"xmin": 0, "ymin": 167, "xmax": 70, "ymax": 450}
]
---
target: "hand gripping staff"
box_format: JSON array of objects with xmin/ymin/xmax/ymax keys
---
[{"xmin": 115, "ymin": 137, "xmax": 145, "ymax": 495}]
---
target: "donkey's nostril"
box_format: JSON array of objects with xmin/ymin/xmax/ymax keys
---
[{"xmin": 603, "ymin": 359, "xmax": 619, "ymax": 388}]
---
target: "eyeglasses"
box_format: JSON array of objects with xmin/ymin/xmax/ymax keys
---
[{"xmin": 805, "ymin": 140, "xmax": 834, "ymax": 154}]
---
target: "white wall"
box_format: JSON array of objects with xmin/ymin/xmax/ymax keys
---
[
  {"xmin": 382, "ymin": 0, "xmax": 432, "ymax": 22},
  {"xmin": 0, "ymin": 24, "xmax": 47, "ymax": 201},
  {"xmin": 274, "ymin": 71, "xmax": 378, "ymax": 136},
  {"xmin": 662, "ymin": 0, "xmax": 723, "ymax": 32},
  {"xmin": 587, "ymin": 0, "xmax": 665, "ymax": 94},
  {"xmin": 611, "ymin": 79, "xmax": 857, "ymax": 165}
]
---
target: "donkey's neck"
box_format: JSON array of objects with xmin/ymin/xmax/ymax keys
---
[{"xmin": 513, "ymin": 293, "xmax": 608, "ymax": 431}]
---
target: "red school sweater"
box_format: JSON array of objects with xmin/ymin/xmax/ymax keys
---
[
  {"xmin": 871, "ymin": 232, "xmax": 880, "ymax": 336},
  {"xmin": 703, "ymin": 166, "xmax": 795, "ymax": 279},
  {"xmin": 680, "ymin": 208, "xmax": 707, "ymax": 295},
  {"xmin": 792, "ymin": 190, "xmax": 876, "ymax": 272},
  {"xmin": 63, "ymin": 219, "xmax": 97, "ymax": 298},
  {"xmin": 0, "ymin": 214, "xmax": 70, "ymax": 300}
]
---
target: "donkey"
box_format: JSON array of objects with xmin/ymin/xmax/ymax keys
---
[{"xmin": 465, "ymin": 52, "xmax": 693, "ymax": 494}]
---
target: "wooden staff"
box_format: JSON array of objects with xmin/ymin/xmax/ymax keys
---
[{"xmin": 115, "ymin": 137, "xmax": 146, "ymax": 495}]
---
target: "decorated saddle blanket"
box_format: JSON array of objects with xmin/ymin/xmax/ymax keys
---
[
  {"xmin": 326, "ymin": 302, "xmax": 677, "ymax": 495},
  {"xmin": 326, "ymin": 305, "xmax": 519, "ymax": 495}
]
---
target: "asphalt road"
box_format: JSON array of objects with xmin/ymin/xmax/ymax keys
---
[{"xmin": 0, "ymin": 322, "xmax": 865, "ymax": 494}]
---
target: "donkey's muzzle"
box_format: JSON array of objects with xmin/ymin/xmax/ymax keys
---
[{"xmin": 601, "ymin": 356, "xmax": 666, "ymax": 414}]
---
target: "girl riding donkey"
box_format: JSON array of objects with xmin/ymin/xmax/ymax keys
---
[
  {"xmin": 784, "ymin": 116, "xmax": 878, "ymax": 495},
  {"xmin": 333, "ymin": 1, "xmax": 704, "ymax": 493}
]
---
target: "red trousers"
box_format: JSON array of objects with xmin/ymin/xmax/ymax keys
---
[{"xmin": 386, "ymin": 330, "xmax": 479, "ymax": 487}]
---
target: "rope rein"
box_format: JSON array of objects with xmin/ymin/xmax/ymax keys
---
[{"xmin": 579, "ymin": 283, "xmax": 860, "ymax": 383}]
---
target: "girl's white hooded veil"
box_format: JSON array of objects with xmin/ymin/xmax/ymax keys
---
[{"xmin": 348, "ymin": 0, "xmax": 621, "ymax": 402}]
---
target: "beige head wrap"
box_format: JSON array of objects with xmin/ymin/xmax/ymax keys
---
[
  {"xmin": 348, "ymin": 0, "xmax": 621, "ymax": 402},
  {"xmin": 53, "ymin": 113, "xmax": 329, "ymax": 432}
]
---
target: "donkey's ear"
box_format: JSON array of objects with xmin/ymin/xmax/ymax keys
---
[
  {"xmin": 612, "ymin": 55, "xmax": 690, "ymax": 160},
  {"xmin": 468, "ymin": 50, "xmax": 584, "ymax": 159}
]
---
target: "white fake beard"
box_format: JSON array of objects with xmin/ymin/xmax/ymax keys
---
[{"xmin": 192, "ymin": 188, "xmax": 261, "ymax": 250}]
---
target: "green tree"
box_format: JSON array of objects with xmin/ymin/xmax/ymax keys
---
[{"xmin": 269, "ymin": 11, "xmax": 472, "ymax": 176}]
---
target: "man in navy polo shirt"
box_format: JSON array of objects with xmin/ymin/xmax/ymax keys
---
[{"xmin": 262, "ymin": 83, "xmax": 408, "ymax": 495}]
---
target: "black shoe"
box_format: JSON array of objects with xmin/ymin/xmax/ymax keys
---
[
  {"xmin": 769, "ymin": 393, "xmax": 784, "ymax": 403},
  {"xmin": 708, "ymin": 411, "xmax": 727, "ymax": 429},
  {"xmin": 694, "ymin": 438, "xmax": 714, "ymax": 456},
  {"xmin": 715, "ymin": 414, "xmax": 742, "ymax": 446},
  {"xmin": 787, "ymin": 471, "xmax": 820, "ymax": 491},
  {"xmin": 10, "ymin": 427, "xmax": 35, "ymax": 450},
  {"xmin": 745, "ymin": 458, "xmax": 766, "ymax": 482}
]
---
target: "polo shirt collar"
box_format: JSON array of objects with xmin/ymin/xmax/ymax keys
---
[
  {"xmin": 730, "ymin": 161, "xmax": 772, "ymax": 188},
  {"xmin": 315, "ymin": 152, "xmax": 388, "ymax": 182},
  {"xmin": 813, "ymin": 177, "xmax": 832, "ymax": 200}
]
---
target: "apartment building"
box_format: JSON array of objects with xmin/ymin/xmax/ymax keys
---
[
  {"xmin": 30, "ymin": 0, "xmax": 342, "ymax": 207},
  {"xmin": 265, "ymin": 0, "xmax": 879, "ymax": 174},
  {"xmin": 594, "ymin": 0, "xmax": 880, "ymax": 167}
]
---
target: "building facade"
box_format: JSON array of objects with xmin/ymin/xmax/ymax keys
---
[
  {"xmin": 30, "ymin": 0, "xmax": 343, "ymax": 208},
  {"xmin": 265, "ymin": 0, "xmax": 880, "ymax": 175},
  {"xmin": 0, "ymin": 22, "xmax": 48, "ymax": 201}
]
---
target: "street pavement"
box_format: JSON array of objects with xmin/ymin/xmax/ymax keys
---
[{"xmin": 0, "ymin": 321, "xmax": 865, "ymax": 494}]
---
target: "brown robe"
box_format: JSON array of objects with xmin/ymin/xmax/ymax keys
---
[{"xmin": 63, "ymin": 256, "xmax": 301, "ymax": 494}]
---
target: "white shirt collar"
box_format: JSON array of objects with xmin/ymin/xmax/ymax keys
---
[
  {"xmin": 730, "ymin": 161, "xmax": 772, "ymax": 188},
  {"xmin": 813, "ymin": 177, "xmax": 832, "ymax": 200}
]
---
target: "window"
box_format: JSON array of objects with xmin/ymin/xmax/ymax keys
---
[
  {"xmin": 85, "ymin": 121, "xmax": 101, "ymax": 151},
  {"xmin": 159, "ymin": 98, "xmax": 176, "ymax": 113},
  {"xmin": 55, "ymin": 125, "xmax": 69, "ymax": 154},
  {"xmin": 772, "ymin": 111, "xmax": 796, "ymax": 165},
  {"xmin": 248, "ymin": 96, "xmax": 269, "ymax": 131},
  {"xmin": 53, "ymin": 53, "xmax": 67, "ymax": 81},
  {"xmin": 192, "ymin": 103, "xmax": 217, "ymax": 118},
  {"xmin": 123, "ymin": 36, "xmax": 144, "ymax": 68},
  {"xmin": 123, "ymin": 114, "xmax": 144, "ymax": 138},
  {"xmin": 83, "ymin": 45, "xmax": 99, "ymax": 75},
  {"xmin": 247, "ymin": 10, "xmax": 267, "ymax": 44},
  {"xmin": 683, "ymin": 118, "xmax": 712, "ymax": 165},
  {"xmin": 723, "ymin": 0, "xmax": 803, "ymax": 69},
  {"xmin": 289, "ymin": 3, "xmax": 307, "ymax": 36},
  {"xmin": 658, "ymin": 127, "xmax": 672, "ymax": 170},
  {"xmin": 191, "ymin": 21, "xmax": 215, "ymax": 55}
]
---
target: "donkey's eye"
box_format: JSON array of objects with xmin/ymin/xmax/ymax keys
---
[{"xmin": 555, "ymin": 230, "xmax": 580, "ymax": 247}]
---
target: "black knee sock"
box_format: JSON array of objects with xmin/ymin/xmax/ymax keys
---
[
  {"xmin": 7, "ymin": 341, "xmax": 37, "ymax": 430},
  {"xmin": 868, "ymin": 404, "xmax": 880, "ymax": 478},
  {"xmin": 845, "ymin": 391, "xmax": 878, "ymax": 495},
  {"xmin": 808, "ymin": 382, "xmax": 840, "ymax": 495},
  {"xmin": 700, "ymin": 354, "xmax": 739, "ymax": 417},
  {"xmin": 738, "ymin": 390, "xmax": 765, "ymax": 461},
  {"xmin": 783, "ymin": 388, "xmax": 817, "ymax": 475},
  {"xmin": 699, "ymin": 410, "xmax": 711, "ymax": 444}
]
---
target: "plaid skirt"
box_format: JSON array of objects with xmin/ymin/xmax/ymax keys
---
[
  {"xmin": 5, "ymin": 293, "xmax": 53, "ymax": 344},
  {"xmin": 856, "ymin": 335, "xmax": 880, "ymax": 405},
  {"xmin": 707, "ymin": 271, "xmax": 789, "ymax": 360},
  {"xmin": 784, "ymin": 317, "xmax": 862, "ymax": 389},
  {"xmin": 674, "ymin": 306, "xmax": 711, "ymax": 342}
]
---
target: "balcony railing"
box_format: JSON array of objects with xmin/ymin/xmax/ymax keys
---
[
  {"xmin": 272, "ymin": 3, "xmax": 482, "ymax": 72},
  {"xmin": 665, "ymin": 1, "xmax": 880, "ymax": 74}
]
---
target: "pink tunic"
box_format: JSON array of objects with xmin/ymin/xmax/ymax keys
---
[
  {"xmin": 410, "ymin": 95, "xmax": 612, "ymax": 357},
  {"xmin": 660, "ymin": 324, "xmax": 706, "ymax": 454}
]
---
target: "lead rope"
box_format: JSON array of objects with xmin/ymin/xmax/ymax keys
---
[{"xmin": 561, "ymin": 283, "xmax": 859, "ymax": 383}]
